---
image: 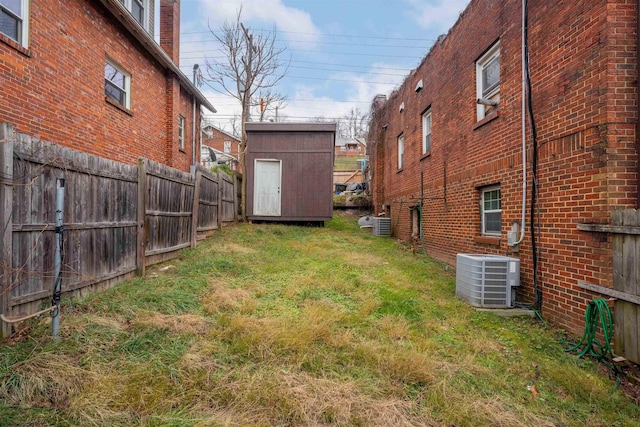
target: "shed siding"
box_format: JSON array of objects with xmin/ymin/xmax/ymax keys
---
[{"xmin": 246, "ymin": 125, "xmax": 335, "ymax": 222}]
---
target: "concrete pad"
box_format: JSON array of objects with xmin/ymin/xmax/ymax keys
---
[{"xmin": 475, "ymin": 307, "xmax": 537, "ymax": 317}]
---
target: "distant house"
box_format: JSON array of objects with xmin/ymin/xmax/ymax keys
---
[
  {"xmin": 201, "ymin": 124, "xmax": 241, "ymax": 172},
  {"xmin": 335, "ymin": 137, "xmax": 367, "ymax": 157},
  {"xmin": 0, "ymin": 0, "xmax": 215, "ymax": 172},
  {"xmin": 201, "ymin": 145, "xmax": 239, "ymax": 171},
  {"xmin": 245, "ymin": 123, "xmax": 336, "ymax": 223},
  {"xmin": 368, "ymin": 0, "xmax": 640, "ymax": 356}
]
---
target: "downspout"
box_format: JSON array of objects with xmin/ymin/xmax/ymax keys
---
[
  {"xmin": 514, "ymin": 0, "xmax": 527, "ymax": 245},
  {"xmin": 192, "ymin": 64, "xmax": 199, "ymax": 166}
]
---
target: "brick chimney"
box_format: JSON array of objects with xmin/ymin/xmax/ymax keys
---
[{"xmin": 160, "ymin": 0, "xmax": 180, "ymax": 65}]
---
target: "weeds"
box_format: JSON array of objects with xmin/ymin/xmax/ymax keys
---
[{"xmin": 1, "ymin": 212, "xmax": 639, "ymax": 426}]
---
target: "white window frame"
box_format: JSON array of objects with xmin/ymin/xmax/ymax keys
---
[
  {"xmin": 119, "ymin": 0, "xmax": 149, "ymax": 31},
  {"xmin": 178, "ymin": 115, "xmax": 185, "ymax": 150},
  {"xmin": 481, "ymin": 185, "xmax": 501, "ymax": 235},
  {"xmin": 476, "ymin": 42, "xmax": 500, "ymax": 121},
  {"xmin": 397, "ymin": 133, "xmax": 404, "ymax": 170},
  {"xmin": 224, "ymin": 140, "xmax": 231, "ymax": 153},
  {"xmin": 0, "ymin": 0, "xmax": 29, "ymax": 47},
  {"xmin": 105, "ymin": 59, "xmax": 131, "ymax": 109},
  {"xmin": 422, "ymin": 109, "xmax": 432, "ymax": 155}
]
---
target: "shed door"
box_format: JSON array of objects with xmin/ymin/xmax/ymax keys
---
[{"xmin": 254, "ymin": 159, "xmax": 281, "ymax": 216}]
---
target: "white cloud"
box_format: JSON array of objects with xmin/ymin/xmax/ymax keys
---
[
  {"xmin": 272, "ymin": 62, "xmax": 407, "ymax": 124},
  {"xmin": 405, "ymin": 0, "xmax": 470, "ymax": 32},
  {"xmin": 198, "ymin": 0, "xmax": 321, "ymax": 48}
]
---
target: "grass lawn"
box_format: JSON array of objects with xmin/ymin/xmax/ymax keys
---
[{"xmin": 1, "ymin": 212, "xmax": 639, "ymax": 426}]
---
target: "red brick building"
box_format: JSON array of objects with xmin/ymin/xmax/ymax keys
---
[
  {"xmin": 369, "ymin": 0, "xmax": 638, "ymax": 335},
  {"xmin": 0, "ymin": 0, "xmax": 215, "ymax": 172},
  {"xmin": 201, "ymin": 124, "xmax": 241, "ymax": 171}
]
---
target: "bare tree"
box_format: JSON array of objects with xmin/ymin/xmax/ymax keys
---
[
  {"xmin": 252, "ymin": 89, "xmax": 287, "ymax": 122},
  {"xmin": 227, "ymin": 114, "xmax": 242, "ymax": 137},
  {"xmin": 340, "ymin": 107, "xmax": 370, "ymax": 139},
  {"xmin": 204, "ymin": 8, "xmax": 289, "ymax": 220}
]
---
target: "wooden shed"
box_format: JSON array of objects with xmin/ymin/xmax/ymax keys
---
[{"xmin": 245, "ymin": 123, "xmax": 336, "ymax": 223}]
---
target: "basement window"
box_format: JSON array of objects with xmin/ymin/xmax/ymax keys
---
[
  {"xmin": 411, "ymin": 206, "xmax": 420, "ymax": 238},
  {"xmin": 105, "ymin": 60, "xmax": 131, "ymax": 109},
  {"xmin": 481, "ymin": 185, "xmax": 501, "ymax": 235},
  {"xmin": 0, "ymin": 0, "xmax": 29, "ymax": 47}
]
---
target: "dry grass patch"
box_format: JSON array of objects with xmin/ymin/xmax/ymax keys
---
[
  {"xmin": 134, "ymin": 312, "xmax": 212, "ymax": 336},
  {"xmin": 194, "ymin": 367, "xmax": 430, "ymax": 427},
  {"xmin": 373, "ymin": 314, "xmax": 412, "ymax": 340},
  {"xmin": 68, "ymin": 361, "xmax": 184, "ymax": 425},
  {"xmin": 203, "ymin": 279, "xmax": 257, "ymax": 315},
  {"xmin": 1, "ymin": 351, "xmax": 89, "ymax": 409},
  {"xmin": 219, "ymin": 242, "xmax": 258, "ymax": 255}
]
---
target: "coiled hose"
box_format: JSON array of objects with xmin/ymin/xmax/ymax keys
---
[{"xmin": 564, "ymin": 298, "xmax": 620, "ymax": 390}]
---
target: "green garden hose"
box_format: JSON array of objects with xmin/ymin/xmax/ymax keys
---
[{"xmin": 564, "ymin": 298, "xmax": 620, "ymax": 389}]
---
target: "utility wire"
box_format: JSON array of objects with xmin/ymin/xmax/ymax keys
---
[{"xmin": 179, "ymin": 28, "xmax": 437, "ymax": 42}]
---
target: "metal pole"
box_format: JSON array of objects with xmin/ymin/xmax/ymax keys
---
[
  {"xmin": 192, "ymin": 64, "xmax": 199, "ymax": 167},
  {"xmin": 51, "ymin": 178, "xmax": 65, "ymax": 339}
]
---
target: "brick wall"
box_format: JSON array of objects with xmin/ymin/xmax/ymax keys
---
[
  {"xmin": 369, "ymin": 0, "xmax": 638, "ymax": 334},
  {"xmin": 0, "ymin": 0, "xmax": 197, "ymax": 172},
  {"xmin": 202, "ymin": 127, "xmax": 241, "ymax": 159}
]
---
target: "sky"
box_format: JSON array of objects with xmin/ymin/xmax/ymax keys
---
[{"xmin": 160, "ymin": 0, "xmax": 471, "ymax": 135}]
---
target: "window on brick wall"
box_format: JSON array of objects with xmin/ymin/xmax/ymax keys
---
[
  {"xmin": 476, "ymin": 42, "xmax": 500, "ymax": 121},
  {"xmin": 481, "ymin": 185, "xmax": 501, "ymax": 235},
  {"xmin": 224, "ymin": 141, "xmax": 231, "ymax": 153},
  {"xmin": 119, "ymin": 0, "xmax": 149, "ymax": 31},
  {"xmin": 397, "ymin": 133, "xmax": 404, "ymax": 170},
  {"xmin": 105, "ymin": 60, "xmax": 131, "ymax": 109},
  {"xmin": 0, "ymin": 0, "xmax": 29, "ymax": 47},
  {"xmin": 178, "ymin": 115, "xmax": 185, "ymax": 150},
  {"xmin": 422, "ymin": 108, "xmax": 432, "ymax": 155}
]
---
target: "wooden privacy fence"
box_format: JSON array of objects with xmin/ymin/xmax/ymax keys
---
[
  {"xmin": 0, "ymin": 124, "xmax": 239, "ymax": 338},
  {"xmin": 577, "ymin": 209, "xmax": 640, "ymax": 365}
]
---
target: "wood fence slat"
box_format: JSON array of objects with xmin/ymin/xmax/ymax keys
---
[
  {"xmin": 612, "ymin": 210, "xmax": 640, "ymax": 363},
  {"xmin": 191, "ymin": 167, "xmax": 201, "ymax": 248},
  {"xmin": 137, "ymin": 158, "xmax": 148, "ymax": 275},
  {"xmin": 0, "ymin": 123, "xmax": 14, "ymax": 338}
]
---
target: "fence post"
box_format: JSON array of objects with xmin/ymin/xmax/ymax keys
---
[
  {"xmin": 136, "ymin": 158, "xmax": 148, "ymax": 276},
  {"xmin": 234, "ymin": 172, "xmax": 240, "ymax": 222},
  {"xmin": 191, "ymin": 166, "xmax": 201, "ymax": 248},
  {"xmin": 217, "ymin": 170, "xmax": 223, "ymax": 229},
  {"xmin": 0, "ymin": 123, "xmax": 14, "ymax": 339}
]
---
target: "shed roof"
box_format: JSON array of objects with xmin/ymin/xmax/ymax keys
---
[{"xmin": 245, "ymin": 123, "xmax": 337, "ymax": 133}]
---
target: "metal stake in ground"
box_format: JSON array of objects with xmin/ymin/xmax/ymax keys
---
[{"xmin": 51, "ymin": 178, "xmax": 65, "ymax": 340}]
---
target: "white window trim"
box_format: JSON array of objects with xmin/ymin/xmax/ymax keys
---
[
  {"xmin": 0, "ymin": 0, "xmax": 29, "ymax": 47},
  {"xmin": 397, "ymin": 134, "xmax": 404, "ymax": 170},
  {"xmin": 178, "ymin": 115, "xmax": 185, "ymax": 150},
  {"xmin": 105, "ymin": 59, "xmax": 131, "ymax": 109},
  {"xmin": 119, "ymin": 0, "xmax": 150, "ymax": 31},
  {"xmin": 476, "ymin": 42, "xmax": 500, "ymax": 121},
  {"xmin": 422, "ymin": 109, "xmax": 432, "ymax": 155},
  {"xmin": 481, "ymin": 185, "xmax": 501, "ymax": 236}
]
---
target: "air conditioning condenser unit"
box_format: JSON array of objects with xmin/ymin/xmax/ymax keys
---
[{"xmin": 455, "ymin": 254, "xmax": 520, "ymax": 308}]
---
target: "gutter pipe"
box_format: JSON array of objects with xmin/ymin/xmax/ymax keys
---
[{"xmin": 514, "ymin": 0, "xmax": 527, "ymax": 245}]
